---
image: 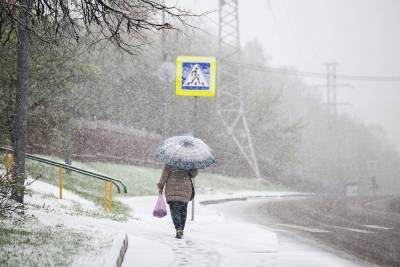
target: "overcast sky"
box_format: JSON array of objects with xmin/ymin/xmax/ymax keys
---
[{"xmin": 176, "ymin": 0, "xmax": 400, "ymax": 150}]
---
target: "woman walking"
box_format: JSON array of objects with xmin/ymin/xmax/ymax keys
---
[
  {"xmin": 155, "ymin": 135, "xmax": 215, "ymax": 238},
  {"xmin": 157, "ymin": 164, "xmax": 198, "ymax": 239}
]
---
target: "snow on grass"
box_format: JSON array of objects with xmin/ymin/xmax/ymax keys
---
[
  {"xmin": 0, "ymin": 177, "xmax": 126, "ymax": 267},
  {"xmin": 26, "ymin": 161, "xmax": 130, "ymax": 221},
  {"xmin": 25, "ymin": 178, "xmax": 127, "ymax": 221},
  {"xmin": 28, "ymin": 178, "xmax": 97, "ymax": 210},
  {"xmin": 0, "ymin": 216, "xmax": 95, "ymax": 266}
]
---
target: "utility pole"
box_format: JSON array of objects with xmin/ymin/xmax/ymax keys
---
[
  {"xmin": 161, "ymin": 8, "xmax": 167, "ymax": 137},
  {"xmin": 218, "ymin": 0, "xmax": 264, "ymax": 181},
  {"xmin": 161, "ymin": 7, "xmax": 167, "ymax": 63},
  {"xmin": 158, "ymin": 5, "xmax": 174, "ymax": 138}
]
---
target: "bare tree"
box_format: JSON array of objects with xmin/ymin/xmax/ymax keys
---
[
  {"xmin": 0, "ymin": 170, "xmax": 33, "ymax": 217},
  {"xmin": 0, "ymin": 0, "xmax": 195, "ymax": 203},
  {"xmin": 0, "ymin": 175, "xmax": 24, "ymax": 217}
]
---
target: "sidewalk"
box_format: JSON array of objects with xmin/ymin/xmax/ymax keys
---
[
  {"xmin": 120, "ymin": 193, "xmax": 367, "ymax": 267},
  {"xmin": 24, "ymin": 181, "xmax": 371, "ymax": 266}
]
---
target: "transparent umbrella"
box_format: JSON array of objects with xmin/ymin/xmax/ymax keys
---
[{"xmin": 156, "ymin": 135, "xmax": 216, "ymax": 170}]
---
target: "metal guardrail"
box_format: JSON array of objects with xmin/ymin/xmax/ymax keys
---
[
  {"xmin": 0, "ymin": 146, "xmax": 127, "ymax": 194},
  {"xmin": 0, "ymin": 146, "xmax": 128, "ymax": 210}
]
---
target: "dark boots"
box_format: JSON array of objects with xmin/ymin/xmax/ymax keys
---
[{"xmin": 175, "ymin": 229, "xmax": 183, "ymax": 239}]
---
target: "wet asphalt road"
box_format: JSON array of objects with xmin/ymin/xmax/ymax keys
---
[{"xmin": 207, "ymin": 196, "xmax": 386, "ymax": 267}]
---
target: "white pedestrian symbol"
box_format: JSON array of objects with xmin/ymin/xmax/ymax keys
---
[{"xmin": 183, "ymin": 64, "xmax": 209, "ymax": 87}]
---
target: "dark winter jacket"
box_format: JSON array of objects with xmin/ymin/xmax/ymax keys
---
[{"xmin": 157, "ymin": 165, "xmax": 198, "ymax": 203}]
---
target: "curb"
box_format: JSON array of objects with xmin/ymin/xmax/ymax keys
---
[
  {"xmin": 116, "ymin": 235, "xmax": 129, "ymax": 267},
  {"xmin": 200, "ymin": 193, "xmax": 314, "ymax": 205},
  {"xmin": 200, "ymin": 197, "xmax": 247, "ymax": 205}
]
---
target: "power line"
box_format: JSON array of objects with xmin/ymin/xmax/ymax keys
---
[
  {"xmin": 188, "ymin": 23, "xmax": 400, "ymax": 83},
  {"xmin": 243, "ymin": 63, "xmax": 400, "ymax": 82}
]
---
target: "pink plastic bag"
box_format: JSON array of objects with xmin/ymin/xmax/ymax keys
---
[{"xmin": 153, "ymin": 194, "xmax": 167, "ymax": 218}]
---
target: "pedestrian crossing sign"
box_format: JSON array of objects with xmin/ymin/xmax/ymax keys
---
[{"xmin": 176, "ymin": 56, "xmax": 216, "ymax": 97}]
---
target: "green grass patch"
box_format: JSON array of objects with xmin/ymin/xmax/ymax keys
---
[
  {"xmin": 25, "ymin": 155, "xmax": 285, "ymax": 217},
  {"xmin": 26, "ymin": 155, "xmax": 283, "ymax": 196},
  {"xmin": 84, "ymin": 161, "xmax": 285, "ymax": 194}
]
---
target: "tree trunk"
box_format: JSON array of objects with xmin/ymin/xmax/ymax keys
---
[{"xmin": 11, "ymin": 0, "xmax": 30, "ymax": 204}]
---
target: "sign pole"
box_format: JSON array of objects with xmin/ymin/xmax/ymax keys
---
[
  {"xmin": 175, "ymin": 55, "xmax": 216, "ymax": 222},
  {"xmin": 191, "ymin": 96, "xmax": 198, "ymax": 221}
]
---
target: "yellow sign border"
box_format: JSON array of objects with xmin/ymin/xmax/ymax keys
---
[{"xmin": 176, "ymin": 56, "xmax": 216, "ymax": 97}]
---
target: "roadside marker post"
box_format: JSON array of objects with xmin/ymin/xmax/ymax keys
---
[
  {"xmin": 104, "ymin": 180, "xmax": 108, "ymax": 211},
  {"xmin": 98, "ymin": 186, "xmax": 101, "ymax": 206},
  {"xmin": 103, "ymin": 179, "xmax": 113, "ymax": 212},
  {"xmin": 109, "ymin": 179, "xmax": 113, "ymax": 212}
]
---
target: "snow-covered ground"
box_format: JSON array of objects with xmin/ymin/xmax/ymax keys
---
[
  {"xmin": 120, "ymin": 193, "xmax": 371, "ymax": 267},
  {"xmin": 27, "ymin": 178, "xmax": 98, "ymax": 214},
  {"xmin": 7, "ymin": 180, "xmax": 373, "ymax": 266},
  {"xmin": 18, "ymin": 179, "xmax": 126, "ymax": 267}
]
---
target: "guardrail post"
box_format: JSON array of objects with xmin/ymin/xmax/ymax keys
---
[
  {"xmin": 103, "ymin": 179, "xmax": 113, "ymax": 212},
  {"xmin": 98, "ymin": 186, "xmax": 101, "ymax": 206},
  {"xmin": 104, "ymin": 180, "xmax": 108, "ymax": 211},
  {"xmin": 58, "ymin": 165, "xmax": 63, "ymax": 199},
  {"xmin": 109, "ymin": 179, "xmax": 113, "ymax": 212}
]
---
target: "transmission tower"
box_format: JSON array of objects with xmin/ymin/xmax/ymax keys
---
[
  {"xmin": 311, "ymin": 63, "xmax": 353, "ymax": 115},
  {"xmin": 325, "ymin": 62, "xmax": 353, "ymax": 115},
  {"xmin": 217, "ymin": 0, "xmax": 263, "ymax": 180},
  {"xmin": 325, "ymin": 62, "xmax": 338, "ymax": 115}
]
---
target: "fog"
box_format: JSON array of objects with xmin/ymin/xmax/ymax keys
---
[
  {"xmin": 182, "ymin": 0, "xmax": 400, "ymax": 150},
  {"xmin": 2, "ymin": 0, "xmax": 400, "ymax": 265},
  {"xmin": 1, "ymin": 0, "xmax": 398, "ymax": 193}
]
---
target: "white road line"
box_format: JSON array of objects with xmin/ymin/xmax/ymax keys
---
[
  {"xmin": 276, "ymin": 224, "xmax": 331, "ymax": 233},
  {"xmin": 329, "ymin": 225, "xmax": 376, "ymax": 234},
  {"xmin": 363, "ymin": 225, "xmax": 392, "ymax": 230}
]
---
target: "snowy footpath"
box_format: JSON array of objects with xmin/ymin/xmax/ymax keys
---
[
  {"xmin": 120, "ymin": 193, "xmax": 370, "ymax": 267},
  {"xmin": 24, "ymin": 181, "xmax": 371, "ymax": 267}
]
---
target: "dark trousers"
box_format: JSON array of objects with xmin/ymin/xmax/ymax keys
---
[{"xmin": 168, "ymin": 201, "xmax": 188, "ymax": 230}]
